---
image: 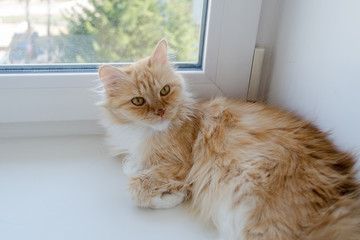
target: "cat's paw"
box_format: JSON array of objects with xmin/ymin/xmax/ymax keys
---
[
  {"xmin": 127, "ymin": 171, "xmax": 185, "ymax": 208},
  {"xmin": 122, "ymin": 160, "xmax": 141, "ymax": 176},
  {"xmin": 150, "ymin": 192, "xmax": 185, "ymax": 209}
]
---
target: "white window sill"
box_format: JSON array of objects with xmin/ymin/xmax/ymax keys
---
[{"xmin": 0, "ymin": 135, "xmax": 216, "ymax": 240}]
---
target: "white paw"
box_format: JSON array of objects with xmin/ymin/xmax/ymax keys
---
[
  {"xmin": 122, "ymin": 160, "xmax": 141, "ymax": 176},
  {"xmin": 150, "ymin": 192, "xmax": 185, "ymax": 209}
]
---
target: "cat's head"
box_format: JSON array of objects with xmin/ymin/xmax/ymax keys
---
[{"xmin": 98, "ymin": 39, "xmax": 192, "ymax": 131}]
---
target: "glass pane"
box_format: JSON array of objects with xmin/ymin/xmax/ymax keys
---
[{"xmin": 0, "ymin": 0, "xmax": 206, "ymax": 68}]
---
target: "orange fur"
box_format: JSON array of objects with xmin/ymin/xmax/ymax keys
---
[{"xmin": 98, "ymin": 40, "xmax": 360, "ymax": 239}]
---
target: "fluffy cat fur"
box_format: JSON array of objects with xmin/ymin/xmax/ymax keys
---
[{"xmin": 98, "ymin": 39, "xmax": 360, "ymax": 240}]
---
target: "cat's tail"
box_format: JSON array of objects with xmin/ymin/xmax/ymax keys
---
[{"xmin": 304, "ymin": 198, "xmax": 360, "ymax": 240}]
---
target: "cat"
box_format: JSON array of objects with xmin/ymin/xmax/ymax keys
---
[{"xmin": 97, "ymin": 39, "xmax": 360, "ymax": 240}]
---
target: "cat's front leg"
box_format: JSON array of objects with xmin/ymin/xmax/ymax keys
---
[
  {"xmin": 121, "ymin": 153, "xmax": 143, "ymax": 176},
  {"xmin": 127, "ymin": 166, "xmax": 187, "ymax": 209}
]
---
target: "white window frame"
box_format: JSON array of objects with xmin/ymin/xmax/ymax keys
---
[{"xmin": 0, "ymin": 0, "xmax": 262, "ymax": 137}]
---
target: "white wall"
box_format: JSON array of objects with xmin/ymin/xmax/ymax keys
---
[{"xmin": 265, "ymin": 0, "xmax": 360, "ymax": 156}]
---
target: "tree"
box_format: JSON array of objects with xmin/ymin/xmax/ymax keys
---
[{"xmin": 62, "ymin": 0, "xmax": 199, "ymax": 63}]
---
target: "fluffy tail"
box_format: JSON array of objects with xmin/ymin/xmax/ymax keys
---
[{"xmin": 305, "ymin": 199, "xmax": 360, "ymax": 240}]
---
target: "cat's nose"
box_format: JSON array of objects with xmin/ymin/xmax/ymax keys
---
[{"xmin": 155, "ymin": 108, "xmax": 165, "ymax": 117}]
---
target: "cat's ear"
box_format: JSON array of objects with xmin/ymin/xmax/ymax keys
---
[
  {"xmin": 151, "ymin": 39, "xmax": 168, "ymax": 66},
  {"xmin": 98, "ymin": 65, "xmax": 127, "ymax": 95}
]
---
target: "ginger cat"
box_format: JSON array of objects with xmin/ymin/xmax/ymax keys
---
[{"xmin": 98, "ymin": 40, "xmax": 360, "ymax": 240}]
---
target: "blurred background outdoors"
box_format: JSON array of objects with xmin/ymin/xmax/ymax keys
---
[{"xmin": 0, "ymin": 0, "xmax": 204, "ymax": 65}]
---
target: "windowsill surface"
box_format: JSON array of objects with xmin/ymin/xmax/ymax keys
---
[{"xmin": 0, "ymin": 135, "xmax": 216, "ymax": 240}]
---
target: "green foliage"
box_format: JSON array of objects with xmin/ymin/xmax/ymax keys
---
[{"xmin": 63, "ymin": 0, "xmax": 199, "ymax": 63}]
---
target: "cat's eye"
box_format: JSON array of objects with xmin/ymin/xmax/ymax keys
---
[
  {"xmin": 131, "ymin": 97, "xmax": 146, "ymax": 106},
  {"xmin": 160, "ymin": 85, "xmax": 171, "ymax": 96}
]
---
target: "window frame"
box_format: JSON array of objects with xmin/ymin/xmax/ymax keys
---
[{"xmin": 0, "ymin": 0, "xmax": 263, "ymax": 136}]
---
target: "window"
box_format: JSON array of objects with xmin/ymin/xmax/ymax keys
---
[
  {"xmin": 0, "ymin": 0, "xmax": 207, "ymax": 72},
  {"xmin": 0, "ymin": 0, "xmax": 263, "ymax": 137}
]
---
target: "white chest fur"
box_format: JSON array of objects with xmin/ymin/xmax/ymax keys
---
[{"xmin": 105, "ymin": 124, "xmax": 150, "ymax": 175}]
